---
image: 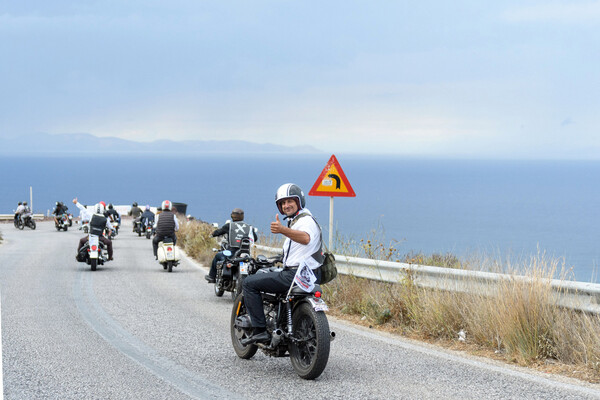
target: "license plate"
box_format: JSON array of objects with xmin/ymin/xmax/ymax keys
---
[
  {"xmin": 89, "ymin": 235, "xmax": 99, "ymax": 258},
  {"xmin": 240, "ymin": 261, "xmax": 248, "ymax": 275}
]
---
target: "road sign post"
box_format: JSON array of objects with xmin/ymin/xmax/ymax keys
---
[{"xmin": 309, "ymin": 155, "xmax": 356, "ymax": 250}]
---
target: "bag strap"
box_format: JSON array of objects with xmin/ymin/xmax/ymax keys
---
[{"xmin": 286, "ymin": 212, "xmax": 326, "ymax": 265}]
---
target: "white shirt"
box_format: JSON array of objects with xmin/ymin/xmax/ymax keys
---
[
  {"xmin": 282, "ymin": 208, "xmax": 322, "ymax": 270},
  {"xmin": 15, "ymin": 205, "xmax": 26, "ymax": 214},
  {"xmin": 75, "ymin": 202, "xmax": 93, "ymax": 222}
]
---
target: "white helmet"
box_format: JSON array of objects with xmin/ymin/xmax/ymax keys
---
[
  {"xmin": 161, "ymin": 200, "xmax": 172, "ymax": 211},
  {"xmin": 95, "ymin": 203, "xmax": 105, "ymax": 214},
  {"xmin": 275, "ymin": 183, "xmax": 305, "ymax": 214}
]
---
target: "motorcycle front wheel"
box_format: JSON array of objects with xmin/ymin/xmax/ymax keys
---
[
  {"xmin": 214, "ymin": 278, "xmax": 225, "ymax": 297},
  {"xmin": 29, "ymin": 220, "xmax": 36, "ymax": 230},
  {"xmin": 230, "ymin": 293, "xmax": 258, "ymax": 359},
  {"xmin": 289, "ymin": 303, "xmax": 331, "ymax": 380},
  {"xmin": 17, "ymin": 220, "xmax": 24, "ymax": 230}
]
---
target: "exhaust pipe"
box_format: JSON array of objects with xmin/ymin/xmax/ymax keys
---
[
  {"xmin": 271, "ymin": 329, "xmax": 284, "ymax": 347},
  {"xmin": 330, "ymin": 331, "xmax": 336, "ymax": 342}
]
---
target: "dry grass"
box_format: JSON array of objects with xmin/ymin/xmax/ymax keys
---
[
  {"xmin": 323, "ymin": 253, "xmax": 600, "ymax": 382},
  {"xmin": 177, "ymin": 219, "xmax": 218, "ymax": 265}
]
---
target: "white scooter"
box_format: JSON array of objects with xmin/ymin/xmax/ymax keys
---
[{"xmin": 157, "ymin": 236, "xmax": 180, "ymax": 272}]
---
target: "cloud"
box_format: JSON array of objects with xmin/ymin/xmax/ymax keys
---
[{"xmin": 503, "ymin": 2, "xmax": 600, "ymax": 23}]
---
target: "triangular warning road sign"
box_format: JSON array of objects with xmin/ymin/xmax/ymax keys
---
[{"xmin": 309, "ymin": 155, "xmax": 356, "ymax": 197}]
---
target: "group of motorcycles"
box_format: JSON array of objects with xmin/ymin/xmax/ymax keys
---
[
  {"xmin": 17, "ymin": 204, "xmax": 333, "ymax": 380},
  {"xmin": 133, "ymin": 218, "xmax": 154, "ymax": 239}
]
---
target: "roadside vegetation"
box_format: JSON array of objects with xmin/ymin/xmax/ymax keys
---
[{"xmin": 177, "ymin": 218, "xmax": 600, "ymax": 382}]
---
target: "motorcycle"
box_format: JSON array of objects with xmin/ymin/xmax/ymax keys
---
[
  {"xmin": 67, "ymin": 213, "xmax": 73, "ymax": 227},
  {"xmin": 56, "ymin": 214, "xmax": 69, "ymax": 231},
  {"xmin": 141, "ymin": 218, "xmax": 154, "ymax": 239},
  {"xmin": 156, "ymin": 236, "xmax": 180, "ymax": 272},
  {"xmin": 133, "ymin": 218, "xmax": 143, "ymax": 236},
  {"xmin": 16, "ymin": 213, "xmax": 36, "ymax": 230},
  {"xmin": 213, "ymin": 237, "xmax": 252, "ymax": 299},
  {"xmin": 231, "ymin": 255, "xmax": 335, "ymax": 380},
  {"xmin": 77, "ymin": 233, "xmax": 109, "ymax": 271}
]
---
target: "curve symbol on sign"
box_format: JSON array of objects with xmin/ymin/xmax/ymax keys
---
[{"xmin": 328, "ymin": 174, "xmax": 341, "ymax": 189}]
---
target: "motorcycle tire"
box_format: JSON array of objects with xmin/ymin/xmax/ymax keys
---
[
  {"xmin": 230, "ymin": 293, "xmax": 258, "ymax": 359},
  {"xmin": 289, "ymin": 302, "xmax": 331, "ymax": 380},
  {"xmin": 146, "ymin": 232, "xmax": 151, "ymax": 239},
  {"xmin": 17, "ymin": 220, "xmax": 24, "ymax": 230},
  {"xmin": 29, "ymin": 220, "xmax": 36, "ymax": 230},
  {"xmin": 167, "ymin": 261, "xmax": 173, "ymax": 273},
  {"xmin": 64, "ymin": 226, "xmax": 68, "ymax": 231},
  {"xmin": 138, "ymin": 231, "xmax": 141, "ymax": 237},
  {"xmin": 214, "ymin": 279, "xmax": 224, "ymax": 297},
  {"xmin": 90, "ymin": 258, "xmax": 97, "ymax": 271},
  {"xmin": 69, "ymin": 220, "xmax": 73, "ymax": 227}
]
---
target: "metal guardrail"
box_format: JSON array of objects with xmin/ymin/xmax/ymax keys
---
[
  {"xmin": 0, "ymin": 214, "xmax": 45, "ymax": 221},
  {"xmin": 253, "ymin": 245, "xmax": 600, "ymax": 315}
]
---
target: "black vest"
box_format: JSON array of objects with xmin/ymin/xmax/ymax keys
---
[
  {"xmin": 156, "ymin": 211, "xmax": 176, "ymax": 235},
  {"xmin": 228, "ymin": 221, "xmax": 252, "ymax": 248},
  {"xmin": 90, "ymin": 214, "xmax": 107, "ymax": 236}
]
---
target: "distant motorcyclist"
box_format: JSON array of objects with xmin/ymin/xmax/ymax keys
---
[
  {"xmin": 140, "ymin": 205, "xmax": 155, "ymax": 229},
  {"xmin": 14, "ymin": 202, "xmax": 23, "ymax": 224},
  {"xmin": 128, "ymin": 202, "xmax": 143, "ymax": 232},
  {"xmin": 76, "ymin": 200, "xmax": 114, "ymax": 261},
  {"xmin": 73, "ymin": 198, "xmax": 92, "ymax": 224},
  {"xmin": 105, "ymin": 203, "xmax": 121, "ymax": 225},
  {"xmin": 205, "ymin": 208, "xmax": 257, "ymax": 283},
  {"xmin": 152, "ymin": 200, "xmax": 179, "ymax": 259},
  {"xmin": 52, "ymin": 201, "xmax": 68, "ymax": 227}
]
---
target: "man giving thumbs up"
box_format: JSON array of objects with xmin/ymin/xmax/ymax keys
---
[{"xmin": 241, "ymin": 183, "xmax": 322, "ymax": 345}]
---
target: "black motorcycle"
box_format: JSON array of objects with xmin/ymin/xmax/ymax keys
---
[
  {"xmin": 214, "ymin": 237, "xmax": 252, "ymax": 299},
  {"xmin": 16, "ymin": 214, "xmax": 36, "ymax": 230},
  {"xmin": 56, "ymin": 214, "xmax": 69, "ymax": 231},
  {"xmin": 231, "ymin": 255, "xmax": 335, "ymax": 380},
  {"xmin": 76, "ymin": 233, "xmax": 109, "ymax": 271}
]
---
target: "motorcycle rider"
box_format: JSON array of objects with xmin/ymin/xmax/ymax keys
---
[
  {"xmin": 52, "ymin": 201, "xmax": 68, "ymax": 227},
  {"xmin": 128, "ymin": 202, "xmax": 143, "ymax": 232},
  {"xmin": 105, "ymin": 203, "xmax": 121, "ymax": 225},
  {"xmin": 205, "ymin": 208, "xmax": 257, "ymax": 283},
  {"xmin": 140, "ymin": 205, "xmax": 155, "ymax": 231},
  {"xmin": 152, "ymin": 200, "xmax": 179, "ymax": 259},
  {"xmin": 14, "ymin": 202, "xmax": 24, "ymax": 225},
  {"xmin": 75, "ymin": 200, "xmax": 115, "ymax": 261},
  {"xmin": 241, "ymin": 183, "xmax": 323, "ymax": 344}
]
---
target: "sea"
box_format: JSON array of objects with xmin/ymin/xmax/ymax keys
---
[{"xmin": 1, "ymin": 154, "xmax": 599, "ymax": 282}]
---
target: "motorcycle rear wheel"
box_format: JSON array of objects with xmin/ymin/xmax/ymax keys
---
[
  {"xmin": 289, "ymin": 303, "xmax": 331, "ymax": 380},
  {"xmin": 230, "ymin": 293, "xmax": 258, "ymax": 359},
  {"xmin": 167, "ymin": 261, "xmax": 173, "ymax": 272},
  {"xmin": 90, "ymin": 258, "xmax": 97, "ymax": 271}
]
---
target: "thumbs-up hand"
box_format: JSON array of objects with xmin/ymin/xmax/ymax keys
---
[{"xmin": 271, "ymin": 214, "xmax": 284, "ymax": 234}]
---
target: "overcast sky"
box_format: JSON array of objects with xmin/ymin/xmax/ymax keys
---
[{"xmin": 1, "ymin": 1, "xmax": 599, "ymax": 158}]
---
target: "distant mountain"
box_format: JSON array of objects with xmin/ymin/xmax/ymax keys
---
[{"xmin": 0, "ymin": 133, "xmax": 320, "ymax": 154}]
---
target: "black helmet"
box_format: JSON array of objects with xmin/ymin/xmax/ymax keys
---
[
  {"xmin": 133, "ymin": 202, "xmax": 138, "ymax": 207},
  {"xmin": 231, "ymin": 208, "xmax": 244, "ymax": 221},
  {"xmin": 275, "ymin": 183, "xmax": 305, "ymax": 214},
  {"xmin": 108, "ymin": 203, "xmax": 113, "ymax": 209},
  {"xmin": 18, "ymin": 202, "xmax": 22, "ymax": 205}
]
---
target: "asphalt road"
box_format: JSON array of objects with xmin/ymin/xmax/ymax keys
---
[{"xmin": 1, "ymin": 221, "xmax": 600, "ymax": 400}]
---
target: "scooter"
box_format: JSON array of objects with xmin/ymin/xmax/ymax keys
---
[{"xmin": 157, "ymin": 236, "xmax": 180, "ymax": 272}]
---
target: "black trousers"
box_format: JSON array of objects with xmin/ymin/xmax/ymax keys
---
[
  {"xmin": 153, "ymin": 233, "xmax": 177, "ymax": 256},
  {"xmin": 242, "ymin": 267, "xmax": 321, "ymax": 329}
]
